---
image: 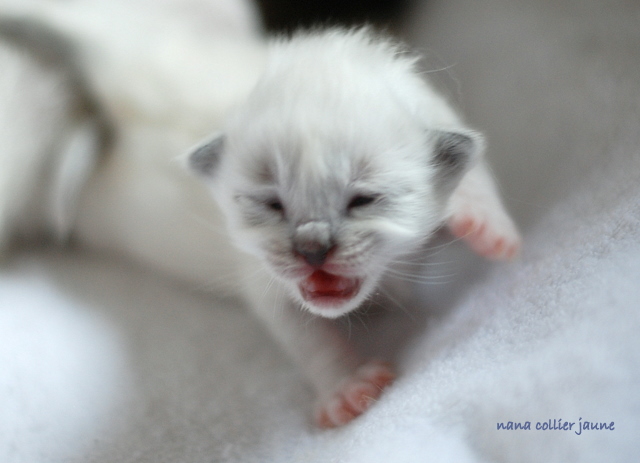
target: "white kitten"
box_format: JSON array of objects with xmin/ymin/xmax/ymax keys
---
[
  {"xmin": 186, "ymin": 29, "xmax": 521, "ymax": 426},
  {"xmin": 0, "ymin": 3, "xmax": 520, "ymax": 428},
  {"xmin": 190, "ymin": 29, "xmax": 480, "ymax": 318}
]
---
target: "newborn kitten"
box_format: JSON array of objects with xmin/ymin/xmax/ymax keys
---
[
  {"xmin": 0, "ymin": 5, "xmax": 520, "ymax": 428},
  {"xmin": 187, "ymin": 29, "xmax": 521, "ymax": 427}
]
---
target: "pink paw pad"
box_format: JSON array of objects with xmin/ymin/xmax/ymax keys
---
[
  {"xmin": 449, "ymin": 215, "xmax": 521, "ymax": 261},
  {"xmin": 315, "ymin": 361, "xmax": 395, "ymax": 429}
]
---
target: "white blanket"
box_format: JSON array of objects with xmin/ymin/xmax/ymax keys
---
[{"xmin": 2, "ymin": 0, "xmax": 639, "ymax": 461}]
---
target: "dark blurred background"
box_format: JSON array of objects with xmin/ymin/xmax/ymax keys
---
[{"xmin": 254, "ymin": 0, "xmax": 413, "ymax": 32}]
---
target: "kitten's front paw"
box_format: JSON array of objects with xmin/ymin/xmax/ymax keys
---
[
  {"xmin": 447, "ymin": 179, "xmax": 522, "ymax": 261},
  {"xmin": 448, "ymin": 210, "xmax": 521, "ymax": 260},
  {"xmin": 315, "ymin": 360, "xmax": 395, "ymax": 428}
]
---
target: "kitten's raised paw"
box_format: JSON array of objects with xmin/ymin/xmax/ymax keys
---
[
  {"xmin": 315, "ymin": 360, "xmax": 395, "ymax": 429},
  {"xmin": 448, "ymin": 212, "xmax": 521, "ymax": 260}
]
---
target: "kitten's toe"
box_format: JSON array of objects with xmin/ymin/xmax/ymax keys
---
[
  {"xmin": 448, "ymin": 210, "xmax": 521, "ymax": 261},
  {"xmin": 315, "ymin": 360, "xmax": 395, "ymax": 428}
]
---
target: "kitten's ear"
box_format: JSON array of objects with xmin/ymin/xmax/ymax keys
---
[
  {"xmin": 188, "ymin": 133, "xmax": 225, "ymax": 177},
  {"xmin": 432, "ymin": 129, "xmax": 483, "ymax": 195}
]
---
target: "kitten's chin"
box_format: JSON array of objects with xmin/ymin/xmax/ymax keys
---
[{"xmin": 297, "ymin": 270, "xmax": 364, "ymax": 318}]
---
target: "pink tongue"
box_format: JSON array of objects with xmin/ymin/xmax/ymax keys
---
[{"xmin": 304, "ymin": 270, "xmax": 352, "ymax": 295}]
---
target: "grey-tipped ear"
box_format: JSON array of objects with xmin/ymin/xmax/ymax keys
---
[
  {"xmin": 188, "ymin": 134, "xmax": 225, "ymax": 176},
  {"xmin": 433, "ymin": 129, "xmax": 483, "ymax": 194}
]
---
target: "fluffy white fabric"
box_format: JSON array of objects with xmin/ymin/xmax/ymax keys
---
[{"xmin": 2, "ymin": 0, "xmax": 639, "ymax": 461}]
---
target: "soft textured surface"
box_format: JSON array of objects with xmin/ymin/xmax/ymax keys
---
[{"xmin": 2, "ymin": 0, "xmax": 639, "ymax": 461}]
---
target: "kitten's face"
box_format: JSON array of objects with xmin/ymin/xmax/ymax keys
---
[
  {"xmin": 189, "ymin": 44, "xmax": 478, "ymax": 317},
  {"xmin": 191, "ymin": 101, "xmax": 475, "ymax": 318},
  {"xmin": 230, "ymin": 119, "xmax": 441, "ymax": 317}
]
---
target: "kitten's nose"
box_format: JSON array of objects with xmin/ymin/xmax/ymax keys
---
[
  {"xmin": 293, "ymin": 221, "xmax": 334, "ymax": 268},
  {"xmin": 295, "ymin": 241, "xmax": 333, "ymax": 268}
]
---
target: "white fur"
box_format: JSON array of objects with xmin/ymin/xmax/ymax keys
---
[
  {"xmin": 0, "ymin": 1, "xmax": 520, "ymax": 427},
  {"xmin": 0, "ymin": 37, "xmax": 103, "ymax": 247}
]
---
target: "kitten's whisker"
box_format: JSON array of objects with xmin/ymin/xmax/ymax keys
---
[
  {"xmin": 388, "ymin": 257, "xmax": 454, "ymax": 267},
  {"xmin": 386, "ymin": 275, "xmax": 455, "ymax": 285},
  {"xmin": 377, "ymin": 287, "xmax": 417, "ymax": 322},
  {"xmin": 419, "ymin": 62, "xmax": 458, "ymax": 75},
  {"xmin": 262, "ymin": 274, "xmax": 278, "ymax": 302},
  {"xmin": 355, "ymin": 309, "xmax": 371, "ymax": 334},
  {"xmin": 345, "ymin": 314, "xmax": 353, "ymax": 341},
  {"xmin": 384, "ymin": 266, "xmax": 456, "ymax": 283},
  {"xmin": 385, "ymin": 267, "xmax": 453, "ymax": 278},
  {"xmin": 425, "ymin": 238, "xmax": 462, "ymax": 252}
]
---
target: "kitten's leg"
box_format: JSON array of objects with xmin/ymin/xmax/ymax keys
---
[
  {"xmin": 447, "ymin": 161, "xmax": 521, "ymax": 260},
  {"xmin": 243, "ymin": 266, "xmax": 394, "ymax": 428},
  {"xmin": 314, "ymin": 360, "xmax": 395, "ymax": 428}
]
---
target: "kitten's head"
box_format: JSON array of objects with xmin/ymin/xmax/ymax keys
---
[{"xmin": 189, "ymin": 29, "xmax": 482, "ymax": 318}]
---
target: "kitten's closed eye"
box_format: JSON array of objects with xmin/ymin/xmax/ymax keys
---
[
  {"xmin": 267, "ymin": 199, "xmax": 284, "ymax": 212},
  {"xmin": 347, "ymin": 194, "xmax": 379, "ymax": 210}
]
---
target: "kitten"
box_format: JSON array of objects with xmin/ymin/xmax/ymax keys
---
[
  {"xmin": 186, "ymin": 29, "xmax": 521, "ymax": 427},
  {"xmin": 0, "ymin": 5, "xmax": 520, "ymax": 428}
]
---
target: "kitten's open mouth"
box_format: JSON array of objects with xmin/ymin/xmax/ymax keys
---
[{"xmin": 299, "ymin": 270, "xmax": 361, "ymax": 307}]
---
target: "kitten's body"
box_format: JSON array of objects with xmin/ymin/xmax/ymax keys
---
[{"xmin": 0, "ymin": 1, "xmax": 520, "ymax": 427}]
